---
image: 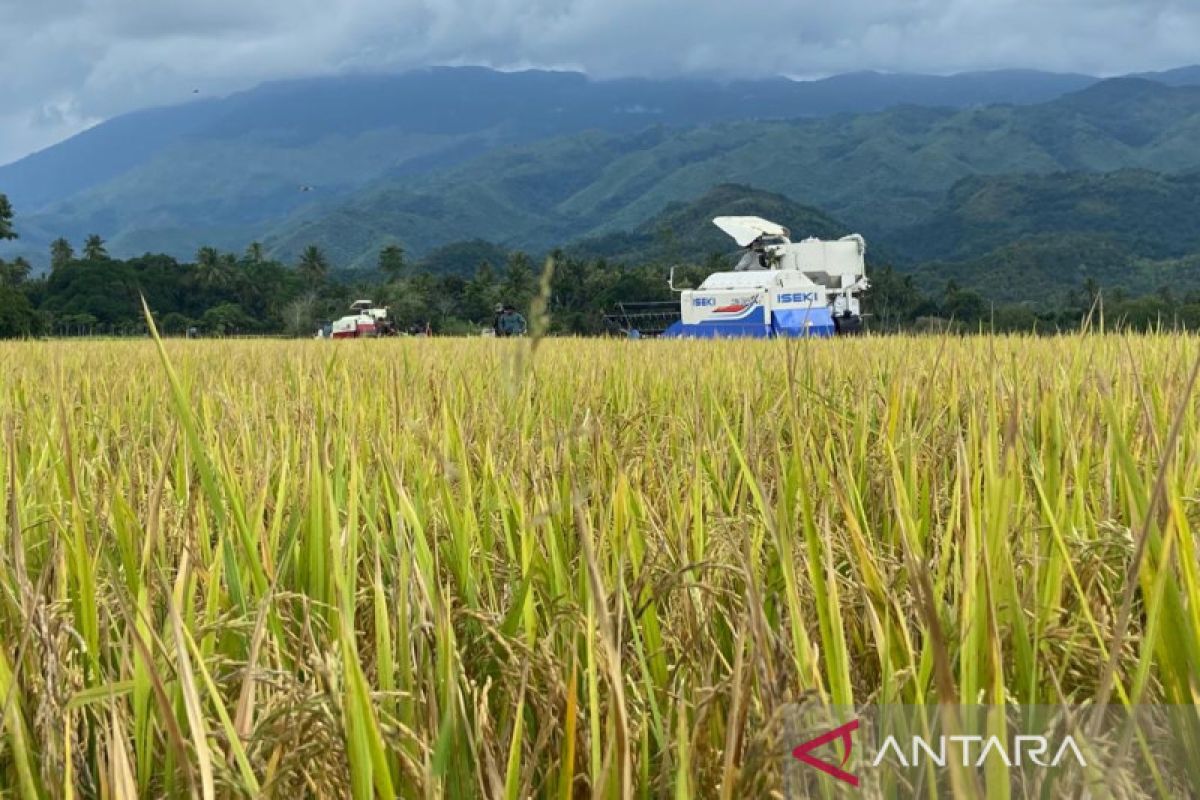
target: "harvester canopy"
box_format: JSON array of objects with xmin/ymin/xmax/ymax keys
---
[{"xmin": 712, "ymin": 216, "xmax": 791, "ymax": 247}]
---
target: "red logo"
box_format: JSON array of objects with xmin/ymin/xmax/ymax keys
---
[
  {"xmin": 713, "ymin": 303, "xmax": 749, "ymax": 313},
  {"xmin": 792, "ymin": 719, "xmax": 860, "ymax": 787}
]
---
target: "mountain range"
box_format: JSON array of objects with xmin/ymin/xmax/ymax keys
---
[
  {"xmin": 255, "ymin": 77, "xmax": 1200, "ymax": 271},
  {"xmin": 4, "ymin": 65, "xmax": 1200, "ymax": 306},
  {"xmin": 0, "ymin": 65, "xmax": 1113, "ymax": 208},
  {"xmin": 562, "ymin": 178, "xmax": 1200, "ymax": 305}
]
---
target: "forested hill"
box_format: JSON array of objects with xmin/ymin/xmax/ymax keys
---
[
  {"xmin": 6, "ymin": 69, "xmax": 1200, "ymax": 319},
  {"xmin": 5, "ymin": 180, "xmax": 1200, "ymax": 340},
  {"xmin": 567, "ymin": 183, "xmax": 851, "ymax": 267},
  {"xmin": 2, "ymin": 65, "xmax": 1200, "ymax": 267},
  {"xmin": 0, "ymin": 65, "xmax": 1104, "ymax": 211},
  {"xmin": 892, "ymin": 170, "xmax": 1200, "ymax": 303},
  {"xmin": 887, "ymin": 170, "xmax": 1200, "ymax": 260},
  {"xmin": 260, "ymin": 78, "xmax": 1200, "ymax": 268}
]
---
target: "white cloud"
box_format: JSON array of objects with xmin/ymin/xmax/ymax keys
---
[{"xmin": 1, "ymin": 0, "xmax": 1199, "ymax": 163}]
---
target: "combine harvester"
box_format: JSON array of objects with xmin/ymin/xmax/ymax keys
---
[
  {"xmin": 316, "ymin": 300, "xmax": 397, "ymax": 339},
  {"xmin": 609, "ymin": 216, "xmax": 869, "ymax": 338}
]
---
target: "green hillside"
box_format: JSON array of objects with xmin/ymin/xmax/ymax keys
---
[
  {"xmin": 875, "ymin": 168, "xmax": 1200, "ymax": 305},
  {"xmin": 262, "ymin": 79, "xmax": 1200, "ymax": 267},
  {"xmin": 4, "ymin": 65, "xmax": 1135, "ymax": 267},
  {"xmin": 910, "ymin": 234, "xmax": 1200, "ymax": 305},
  {"xmin": 889, "ymin": 169, "xmax": 1200, "ymax": 262},
  {"xmin": 568, "ymin": 175, "xmax": 1200, "ymax": 309},
  {"xmin": 8, "ymin": 75, "xmax": 1200, "ymax": 311},
  {"xmin": 10, "ymin": 128, "xmax": 488, "ymax": 259},
  {"xmin": 566, "ymin": 183, "xmax": 851, "ymax": 266}
]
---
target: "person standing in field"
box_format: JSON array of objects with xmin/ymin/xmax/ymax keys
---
[{"xmin": 497, "ymin": 305, "xmax": 527, "ymax": 337}]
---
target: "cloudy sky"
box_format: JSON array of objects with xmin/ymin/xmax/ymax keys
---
[{"xmin": 2, "ymin": 0, "xmax": 1199, "ymax": 164}]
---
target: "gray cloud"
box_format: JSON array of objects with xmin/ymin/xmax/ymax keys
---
[{"xmin": 2, "ymin": 0, "xmax": 1199, "ymax": 164}]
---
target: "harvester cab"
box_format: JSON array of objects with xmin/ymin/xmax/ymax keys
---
[{"xmin": 661, "ymin": 216, "xmax": 869, "ymax": 338}]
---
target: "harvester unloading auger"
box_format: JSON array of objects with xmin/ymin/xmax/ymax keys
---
[{"xmin": 606, "ymin": 216, "xmax": 869, "ymax": 338}]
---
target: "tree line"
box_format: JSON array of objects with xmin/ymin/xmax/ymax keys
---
[
  {"xmin": 0, "ymin": 194, "xmax": 676, "ymax": 337},
  {"xmin": 3, "ymin": 192, "xmax": 1200, "ymax": 338}
]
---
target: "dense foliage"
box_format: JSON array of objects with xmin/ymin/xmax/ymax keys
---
[
  {"xmin": 0, "ymin": 188, "xmax": 707, "ymax": 336},
  {"xmin": 5, "ymin": 240, "xmax": 1199, "ymax": 339},
  {"xmin": 4, "ymin": 183, "xmax": 1200, "ymax": 338}
]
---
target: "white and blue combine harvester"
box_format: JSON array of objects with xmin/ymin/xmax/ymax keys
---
[{"xmin": 609, "ymin": 216, "xmax": 869, "ymax": 339}]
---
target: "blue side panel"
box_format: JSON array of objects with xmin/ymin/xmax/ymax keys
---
[
  {"xmin": 662, "ymin": 306, "xmax": 772, "ymax": 338},
  {"xmin": 663, "ymin": 321, "xmax": 772, "ymax": 339},
  {"xmin": 772, "ymin": 307, "xmax": 836, "ymax": 338},
  {"xmin": 662, "ymin": 306, "xmax": 840, "ymax": 339},
  {"xmin": 662, "ymin": 320, "xmax": 686, "ymax": 337}
]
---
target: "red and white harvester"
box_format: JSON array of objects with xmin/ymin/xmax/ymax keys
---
[{"xmin": 316, "ymin": 300, "xmax": 397, "ymax": 339}]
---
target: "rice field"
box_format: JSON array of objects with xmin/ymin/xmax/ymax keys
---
[{"xmin": 1, "ymin": 332, "xmax": 1199, "ymax": 798}]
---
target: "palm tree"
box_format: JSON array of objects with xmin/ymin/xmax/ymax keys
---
[
  {"xmin": 50, "ymin": 237, "xmax": 74, "ymax": 271},
  {"xmin": 194, "ymin": 246, "xmax": 232, "ymax": 288},
  {"xmin": 0, "ymin": 194, "xmax": 15, "ymax": 241},
  {"xmin": 298, "ymin": 245, "xmax": 329, "ymax": 282},
  {"xmin": 0, "ymin": 257, "xmax": 30, "ymax": 288},
  {"xmin": 83, "ymin": 234, "xmax": 108, "ymax": 261},
  {"xmin": 244, "ymin": 242, "xmax": 265, "ymax": 265},
  {"xmin": 378, "ymin": 244, "xmax": 406, "ymax": 282},
  {"xmin": 9, "ymin": 257, "xmax": 31, "ymax": 285},
  {"xmin": 196, "ymin": 246, "xmax": 218, "ymax": 267}
]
